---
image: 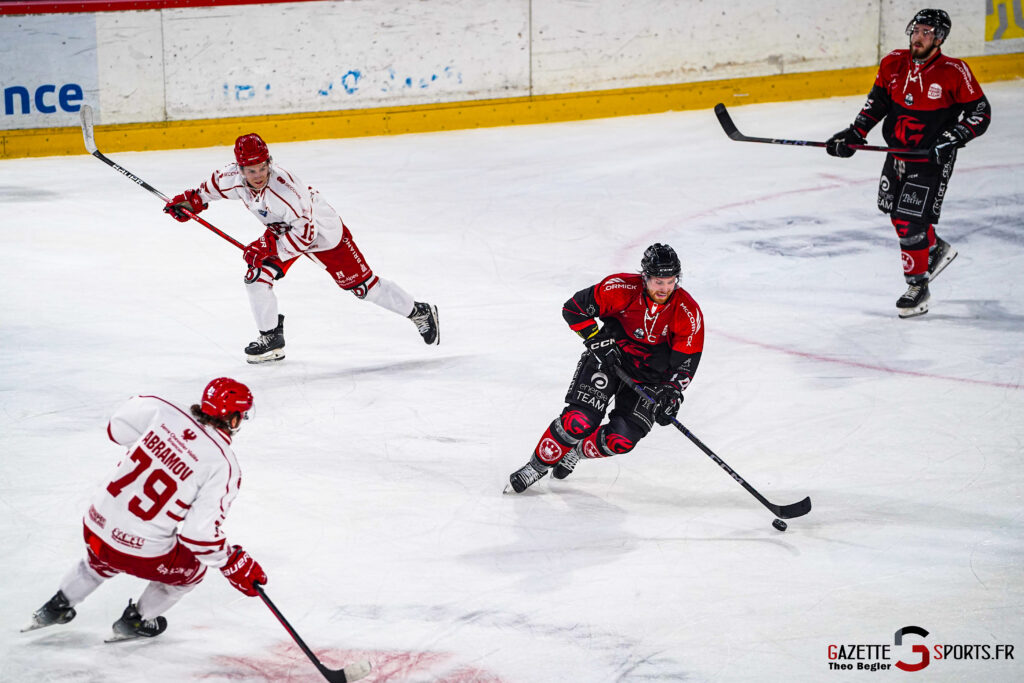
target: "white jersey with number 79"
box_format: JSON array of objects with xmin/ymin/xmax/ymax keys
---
[{"xmin": 82, "ymin": 395, "xmax": 241, "ymax": 568}]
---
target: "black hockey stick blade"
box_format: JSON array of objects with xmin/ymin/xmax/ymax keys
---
[
  {"xmin": 255, "ymin": 584, "xmax": 371, "ymax": 683},
  {"xmin": 713, "ymin": 102, "xmax": 928, "ymax": 155},
  {"xmin": 771, "ymin": 495, "xmax": 812, "ymax": 519},
  {"xmin": 713, "ymin": 102, "xmax": 745, "ymax": 142}
]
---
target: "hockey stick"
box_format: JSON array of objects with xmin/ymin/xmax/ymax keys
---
[
  {"xmin": 613, "ymin": 366, "xmax": 811, "ymax": 519},
  {"xmin": 254, "ymin": 583, "xmax": 371, "ymax": 683},
  {"xmin": 713, "ymin": 103, "xmax": 929, "ymax": 156},
  {"xmin": 78, "ymin": 105, "xmax": 245, "ymax": 250}
]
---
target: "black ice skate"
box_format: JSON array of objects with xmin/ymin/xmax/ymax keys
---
[
  {"xmin": 21, "ymin": 590, "xmax": 76, "ymax": 632},
  {"xmin": 552, "ymin": 443, "xmax": 581, "ymax": 480},
  {"xmin": 105, "ymin": 600, "xmax": 167, "ymax": 643},
  {"xmin": 408, "ymin": 302, "xmax": 440, "ymax": 345},
  {"xmin": 927, "ymin": 237, "xmax": 958, "ymax": 282},
  {"xmin": 897, "ymin": 282, "xmax": 930, "ymax": 318},
  {"xmin": 245, "ymin": 314, "xmax": 285, "ymax": 363},
  {"xmin": 504, "ymin": 455, "xmax": 550, "ymax": 493}
]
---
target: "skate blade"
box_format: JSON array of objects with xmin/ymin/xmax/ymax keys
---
[
  {"xmin": 898, "ymin": 303, "xmax": 929, "ymax": 319},
  {"xmin": 929, "ymin": 250, "xmax": 958, "ymax": 281},
  {"xmin": 20, "ymin": 619, "xmax": 50, "ymax": 633},
  {"xmin": 246, "ymin": 350, "xmax": 285, "ymax": 364},
  {"xmin": 344, "ymin": 660, "xmax": 373, "ymax": 682},
  {"xmin": 104, "ymin": 631, "xmax": 147, "ymax": 643}
]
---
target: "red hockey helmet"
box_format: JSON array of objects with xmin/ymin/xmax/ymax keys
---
[
  {"xmin": 200, "ymin": 377, "xmax": 253, "ymax": 418},
  {"xmin": 234, "ymin": 133, "xmax": 270, "ymax": 167}
]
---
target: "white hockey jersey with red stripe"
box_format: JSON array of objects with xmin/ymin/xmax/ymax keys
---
[
  {"xmin": 82, "ymin": 395, "xmax": 241, "ymax": 567},
  {"xmin": 195, "ymin": 163, "xmax": 345, "ymax": 261}
]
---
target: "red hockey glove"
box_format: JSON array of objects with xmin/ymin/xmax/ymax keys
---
[
  {"xmin": 221, "ymin": 545, "xmax": 267, "ymax": 597},
  {"xmin": 243, "ymin": 233, "xmax": 284, "ymax": 282},
  {"xmin": 825, "ymin": 125, "xmax": 866, "ymax": 158},
  {"xmin": 163, "ymin": 190, "xmax": 207, "ymax": 222}
]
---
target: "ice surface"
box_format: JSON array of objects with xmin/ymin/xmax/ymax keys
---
[{"xmin": 2, "ymin": 83, "xmax": 1023, "ymax": 682}]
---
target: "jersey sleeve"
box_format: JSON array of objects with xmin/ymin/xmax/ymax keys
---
[
  {"xmin": 196, "ymin": 163, "xmax": 244, "ymax": 203},
  {"xmin": 562, "ymin": 275, "xmax": 638, "ymax": 339},
  {"xmin": 948, "ymin": 60, "xmax": 991, "ymax": 142},
  {"xmin": 853, "ymin": 83, "xmax": 891, "ymax": 136},
  {"xmin": 177, "ymin": 451, "xmax": 240, "ymax": 568},
  {"xmin": 106, "ymin": 396, "xmax": 159, "ymax": 446},
  {"xmin": 562, "ymin": 284, "xmax": 602, "ymax": 338},
  {"xmin": 667, "ymin": 297, "xmax": 705, "ymax": 390}
]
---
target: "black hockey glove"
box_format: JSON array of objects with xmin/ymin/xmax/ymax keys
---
[
  {"xmin": 929, "ymin": 129, "xmax": 966, "ymax": 166},
  {"xmin": 585, "ymin": 328, "xmax": 622, "ymax": 370},
  {"xmin": 826, "ymin": 126, "xmax": 866, "ymax": 158},
  {"xmin": 647, "ymin": 384, "xmax": 683, "ymax": 426}
]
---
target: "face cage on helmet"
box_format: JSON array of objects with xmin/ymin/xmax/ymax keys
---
[{"xmin": 905, "ymin": 20, "xmax": 946, "ymax": 42}]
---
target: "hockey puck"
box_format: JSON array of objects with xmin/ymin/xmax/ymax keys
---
[{"xmin": 772, "ymin": 518, "xmax": 787, "ymax": 532}]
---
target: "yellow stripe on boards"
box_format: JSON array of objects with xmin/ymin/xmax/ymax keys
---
[{"xmin": 2, "ymin": 53, "xmax": 1021, "ymax": 159}]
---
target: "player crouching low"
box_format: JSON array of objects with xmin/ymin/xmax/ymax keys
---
[
  {"xmin": 506, "ymin": 244, "xmax": 705, "ymax": 493},
  {"xmin": 23, "ymin": 379, "xmax": 267, "ymax": 642}
]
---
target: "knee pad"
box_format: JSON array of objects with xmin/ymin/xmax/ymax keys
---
[
  {"xmin": 346, "ymin": 274, "xmax": 379, "ymax": 299},
  {"xmin": 579, "ymin": 417, "xmax": 644, "ymax": 459},
  {"xmin": 891, "ymin": 218, "xmax": 930, "ymax": 249},
  {"xmin": 558, "ymin": 406, "xmax": 601, "ymax": 440},
  {"xmin": 602, "ymin": 416, "xmax": 644, "ymax": 454}
]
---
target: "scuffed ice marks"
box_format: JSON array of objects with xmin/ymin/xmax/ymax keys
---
[{"xmin": 331, "ymin": 603, "xmax": 693, "ymax": 681}]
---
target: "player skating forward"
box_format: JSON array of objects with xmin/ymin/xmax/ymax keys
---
[
  {"xmin": 825, "ymin": 8, "xmax": 990, "ymax": 318},
  {"xmin": 164, "ymin": 134, "xmax": 439, "ymax": 362},
  {"xmin": 507, "ymin": 244, "xmax": 704, "ymax": 493},
  {"xmin": 24, "ymin": 379, "xmax": 268, "ymax": 642}
]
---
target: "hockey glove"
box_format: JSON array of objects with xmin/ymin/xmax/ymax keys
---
[
  {"xmin": 929, "ymin": 129, "xmax": 965, "ymax": 166},
  {"xmin": 585, "ymin": 328, "xmax": 622, "ymax": 370},
  {"xmin": 647, "ymin": 384, "xmax": 683, "ymax": 426},
  {"xmin": 826, "ymin": 126, "xmax": 866, "ymax": 158},
  {"xmin": 163, "ymin": 190, "xmax": 207, "ymax": 222},
  {"xmin": 265, "ymin": 221, "xmax": 292, "ymax": 236},
  {"xmin": 243, "ymin": 233, "xmax": 284, "ymax": 280},
  {"xmin": 221, "ymin": 545, "xmax": 267, "ymax": 597}
]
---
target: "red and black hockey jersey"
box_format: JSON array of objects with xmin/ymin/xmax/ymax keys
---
[
  {"xmin": 853, "ymin": 49, "xmax": 990, "ymax": 159},
  {"xmin": 563, "ymin": 273, "xmax": 704, "ymax": 388}
]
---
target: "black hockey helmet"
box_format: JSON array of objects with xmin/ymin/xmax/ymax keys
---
[
  {"xmin": 641, "ymin": 243, "xmax": 681, "ymax": 279},
  {"xmin": 906, "ymin": 9, "xmax": 951, "ymax": 43}
]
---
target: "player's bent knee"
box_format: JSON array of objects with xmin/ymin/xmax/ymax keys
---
[
  {"xmin": 345, "ymin": 275, "xmax": 379, "ymax": 299},
  {"xmin": 559, "ymin": 406, "xmax": 601, "ymax": 440}
]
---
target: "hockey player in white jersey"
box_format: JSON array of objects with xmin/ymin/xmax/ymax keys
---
[
  {"xmin": 164, "ymin": 133, "xmax": 440, "ymax": 363},
  {"xmin": 23, "ymin": 378, "xmax": 268, "ymax": 642}
]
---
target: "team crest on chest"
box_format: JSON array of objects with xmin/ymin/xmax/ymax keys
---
[{"xmin": 904, "ymin": 93, "xmax": 914, "ymax": 106}]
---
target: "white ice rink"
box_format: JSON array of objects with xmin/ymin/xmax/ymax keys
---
[{"xmin": 2, "ymin": 83, "xmax": 1023, "ymax": 682}]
